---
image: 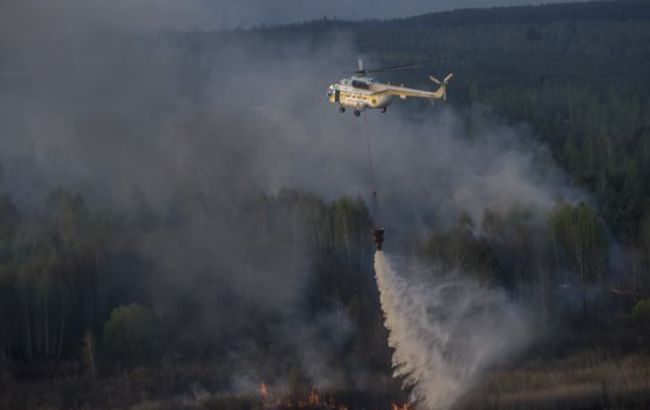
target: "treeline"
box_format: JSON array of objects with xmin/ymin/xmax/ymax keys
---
[
  {"xmin": 418, "ymin": 202, "xmax": 614, "ymax": 322},
  {"xmin": 1, "ymin": 185, "xmax": 645, "ymax": 370},
  {"xmin": 401, "ymin": 0, "xmax": 650, "ymax": 28},
  {"xmin": 0, "ymin": 189, "xmax": 391, "ymax": 383},
  {"xmin": 0, "ymin": 190, "xmax": 110, "ymax": 361}
]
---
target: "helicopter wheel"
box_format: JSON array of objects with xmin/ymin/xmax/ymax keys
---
[
  {"xmin": 379, "ymin": 107, "xmax": 387, "ymax": 113},
  {"xmin": 354, "ymin": 110, "xmax": 361, "ymax": 117},
  {"xmin": 339, "ymin": 106, "xmax": 346, "ymax": 113}
]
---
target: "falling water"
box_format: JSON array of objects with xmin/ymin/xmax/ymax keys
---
[{"xmin": 374, "ymin": 251, "xmax": 529, "ymax": 410}]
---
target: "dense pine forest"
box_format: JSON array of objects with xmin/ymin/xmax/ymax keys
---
[{"xmin": 3, "ymin": 1, "xmax": 650, "ymax": 409}]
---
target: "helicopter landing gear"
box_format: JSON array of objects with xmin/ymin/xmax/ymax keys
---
[
  {"xmin": 339, "ymin": 106, "xmax": 346, "ymax": 113},
  {"xmin": 354, "ymin": 110, "xmax": 361, "ymax": 117},
  {"xmin": 379, "ymin": 106, "xmax": 387, "ymax": 113}
]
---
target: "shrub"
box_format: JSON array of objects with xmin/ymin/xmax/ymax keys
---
[
  {"xmin": 103, "ymin": 304, "xmax": 161, "ymax": 362},
  {"xmin": 631, "ymin": 298, "xmax": 650, "ymax": 325}
]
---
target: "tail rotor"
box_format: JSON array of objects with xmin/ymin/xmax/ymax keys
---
[{"xmin": 429, "ymin": 73, "xmax": 454, "ymax": 101}]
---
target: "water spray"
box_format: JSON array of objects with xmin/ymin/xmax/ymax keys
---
[{"xmin": 373, "ymin": 252, "xmax": 530, "ymax": 409}]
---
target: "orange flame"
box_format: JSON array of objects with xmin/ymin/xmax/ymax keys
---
[
  {"xmin": 259, "ymin": 381, "xmax": 396, "ymax": 410},
  {"xmin": 260, "ymin": 382, "xmax": 269, "ymax": 401},
  {"xmin": 308, "ymin": 388, "xmax": 320, "ymax": 406}
]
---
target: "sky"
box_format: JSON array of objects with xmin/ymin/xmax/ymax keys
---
[
  {"xmin": 0, "ymin": 0, "xmax": 586, "ymax": 33},
  {"xmin": 199, "ymin": 0, "xmax": 585, "ymax": 28}
]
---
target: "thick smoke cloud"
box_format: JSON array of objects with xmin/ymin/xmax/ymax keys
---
[{"xmin": 0, "ymin": 0, "xmax": 581, "ymax": 392}]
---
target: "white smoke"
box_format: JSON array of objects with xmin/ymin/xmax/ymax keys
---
[{"xmin": 374, "ymin": 251, "xmax": 530, "ymax": 410}]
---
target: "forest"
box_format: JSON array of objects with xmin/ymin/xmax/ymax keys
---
[{"xmin": 2, "ymin": 1, "xmax": 650, "ymax": 409}]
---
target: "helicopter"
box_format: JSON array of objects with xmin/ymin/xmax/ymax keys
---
[{"xmin": 326, "ymin": 59, "xmax": 453, "ymax": 117}]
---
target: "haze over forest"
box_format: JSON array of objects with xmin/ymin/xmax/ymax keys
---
[
  {"xmin": 2, "ymin": 0, "xmax": 594, "ymax": 31},
  {"xmin": 1, "ymin": 1, "xmax": 650, "ymax": 409}
]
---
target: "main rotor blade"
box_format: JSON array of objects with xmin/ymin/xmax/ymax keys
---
[
  {"xmin": 353, "ymin": 60, "xmax": 428, "ymax": 75},
  {"xmin": 364, "ymin": 62, "xmax": 424, "ymax": 74}
]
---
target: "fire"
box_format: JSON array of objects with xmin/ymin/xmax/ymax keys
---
[
  {"xmin": 258, "ymin": 382, "xmax": 406, "ymax": 410},
  {"xmin": 259, "ymin": 383, "xmax": 350, "ymax": 410},
  {"xmin": 260, "ymin": 383, "xmax": 269, "ymax": 401},
  {"xmin": 308, "ymin": 388, "xmax": 320, "ymax": 406}
]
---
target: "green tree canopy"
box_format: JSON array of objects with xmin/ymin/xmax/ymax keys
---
[{"xmin": 103, "ymin": 304, "xmax": 160, "ymax": 362}]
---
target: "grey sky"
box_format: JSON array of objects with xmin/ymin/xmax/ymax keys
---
[
  {"xmin": 201, "ymin": 0, "xmax": 586, "ymax": 29},
  {"xmin": 1, "ymin": 0, "xmax": 586, "ymax": 33}
]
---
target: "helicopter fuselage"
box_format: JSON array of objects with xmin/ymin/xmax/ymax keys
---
[
  {"xmin": 327, "ymin": 77, "xmax": 393, "ymax": 111},
  {"xmin": 326, "ymin": 73, "xmax": 450, "ymax": 116},
  {"xmin": 327, "ymin": 76, "xmax": 394, "ymax": 112}
]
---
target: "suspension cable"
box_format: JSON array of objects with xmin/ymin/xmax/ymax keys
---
[{"xmin": 363, "ymin": 112, "xmax": 383, "ymax": 225}]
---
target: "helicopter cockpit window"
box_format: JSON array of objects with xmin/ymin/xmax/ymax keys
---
[{"xmin": 351, "ymin": 80, "xmax": 370, "ymax": 89}]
